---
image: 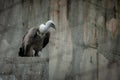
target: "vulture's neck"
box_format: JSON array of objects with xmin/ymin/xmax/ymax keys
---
[{"xmin": 45, "ymin": 22, "xmax": 51, "ymax": 32}]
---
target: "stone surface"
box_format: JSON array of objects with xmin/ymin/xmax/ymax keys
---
[{"xmin": 0, "ymin": 57, "xmax": 48, "ymax": 80}]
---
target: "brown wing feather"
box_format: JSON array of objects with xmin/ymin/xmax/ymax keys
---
[
  {"xmin": 42, "ymin": 32, "xmax": 50, "ymax": 48},
  {"xmin": 18, "ymin": 28, "xmax": 38, "ymax": 56}
]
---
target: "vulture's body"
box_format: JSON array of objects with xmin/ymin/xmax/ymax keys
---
[{"xmin": 18, "ymin": 20, "xmax": 55, "ymax": 57}]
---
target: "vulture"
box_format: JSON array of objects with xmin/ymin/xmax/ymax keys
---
[{"xmin": 18, "ymin": 20, "xmax": 56, "ymax": 57}]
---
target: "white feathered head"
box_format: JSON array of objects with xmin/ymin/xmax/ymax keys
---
[{"xmin": 39, "ymin": 20, "xmax": 56, "ymax": 33}]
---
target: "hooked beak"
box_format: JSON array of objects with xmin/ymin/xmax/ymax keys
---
[{"xmin": 50, "ymin": 23, "xmax": 56, "ymax": 30}]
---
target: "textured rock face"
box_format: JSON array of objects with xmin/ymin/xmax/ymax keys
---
[
  {"xmin": 0, "ymin": 57, "xmax": 49, "ymax": 80},
  {"xmin": 0, "ymin": 0, "xmax": 120, "ymax": 80}
]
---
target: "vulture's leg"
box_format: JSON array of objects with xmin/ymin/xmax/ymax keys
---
[{"xmin": 34, "ymin": 50, "xmax": 39, "ymax": 56}]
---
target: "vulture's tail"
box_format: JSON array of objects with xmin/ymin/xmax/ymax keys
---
[{"xmin": 18, "ymin": 46, "xmax": 25, "ymax": 57}]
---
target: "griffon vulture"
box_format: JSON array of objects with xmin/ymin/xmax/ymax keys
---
[{"xmin": 18, "ymin": 20, "xmax": 56, "ymax": 57}]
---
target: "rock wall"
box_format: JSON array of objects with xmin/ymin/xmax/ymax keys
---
[
  {"xmin": 0, "ymin": 0, "xmax": 120, "ymax": 80},
  {"xmin": 0, "ymin": 57, "xmax": 49, "ymax": 80}
]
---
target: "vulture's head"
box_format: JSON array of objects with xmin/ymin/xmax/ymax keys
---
[{"xmin": 39, "ymin": 20, "xmax": 56, "ymax": 33}]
